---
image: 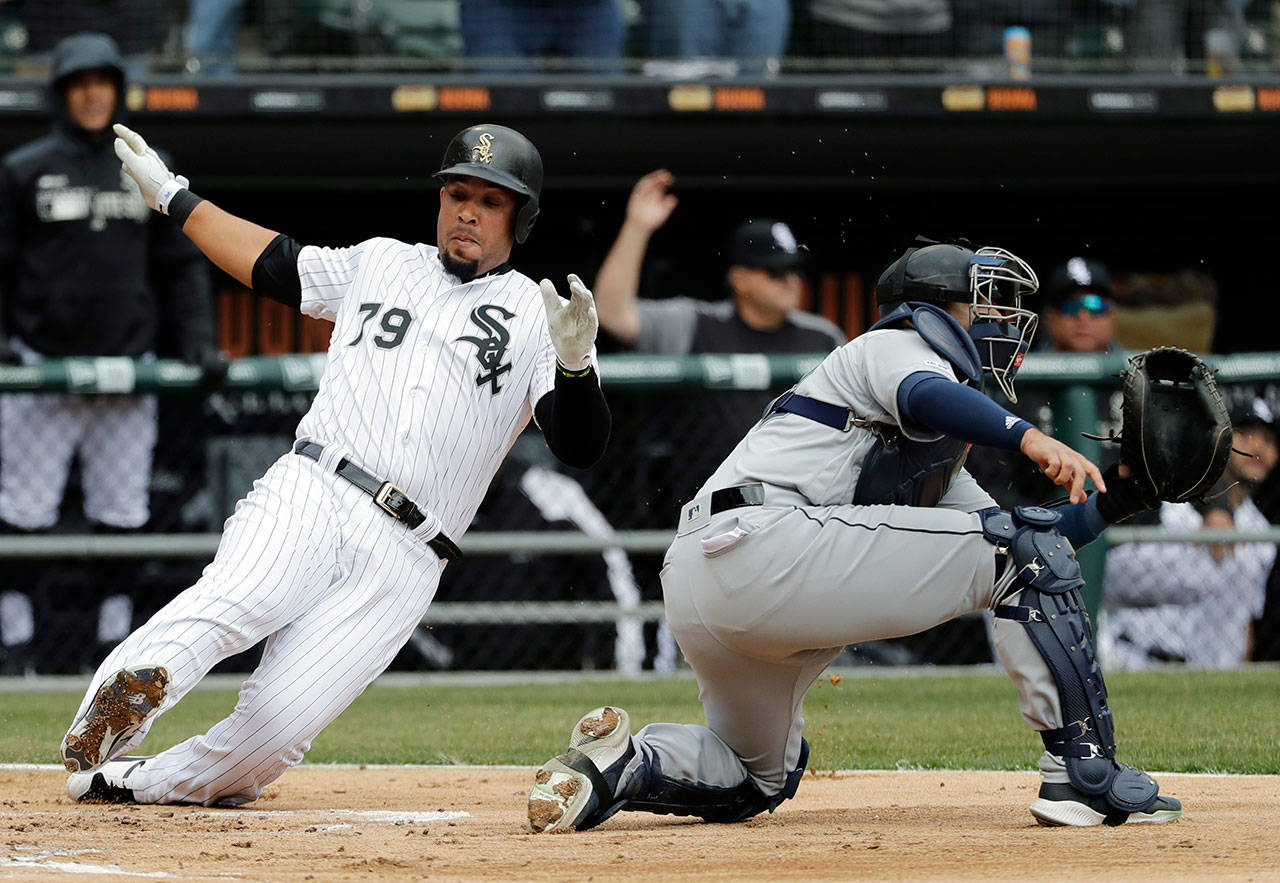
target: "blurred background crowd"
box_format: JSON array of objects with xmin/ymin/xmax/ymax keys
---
[{"xmin": 0, "ymin": 0, "xmax": 1274, "ymax": 77}]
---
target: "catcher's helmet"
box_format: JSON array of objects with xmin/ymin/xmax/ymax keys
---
[
  {"xmin": 875, "ymin": 242, "xmax": 976, "ymax": 307},
  {"xmin": 875, "ymin": 240, "xmax": 1040, "ymax": 403},
  {"xmin": 434, "ymin": 124, "xmax": 543, "ymax": 243}
]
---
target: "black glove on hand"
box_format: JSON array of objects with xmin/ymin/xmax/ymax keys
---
[{"xmin": 1095, "ymin": 462, "xmax": 1161, "ymax": 524}]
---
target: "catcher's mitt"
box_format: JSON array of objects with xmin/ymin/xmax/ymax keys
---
[{"xmin": 1116, "ymin": 346, "xmax": 1233, "ymax": 506}]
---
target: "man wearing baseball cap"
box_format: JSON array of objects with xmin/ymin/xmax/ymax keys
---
[
  {"xmin": 590, "ymin": 171, "xmax": 845, "ymax": 603},
  {"xmin": 1038, "ymin": 256, "xmax": 1121, "ymax": 355},
  {"xmin": 592, "ymin": 169, "xmax": 844, "ymax": 356}
]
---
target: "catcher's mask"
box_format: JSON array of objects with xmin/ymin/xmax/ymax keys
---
[
  {"xmin": 967, "ymin": 247, "xmax": 1039, "ymax": 404},
  {"xmin": 434, "ymin": 123, "xmax": 543, "ymax": 244},
  {"xmin": 876, "ymin": 240, "xmax": 1039, "ymax": 402}
]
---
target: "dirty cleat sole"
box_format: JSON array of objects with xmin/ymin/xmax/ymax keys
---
[
  {"xmin": 529, "ymin": 706, "xmax": 632, "ymax": 833},
  {"xmin": 528, "ymin": 762, "xmax": 591, "ymax": 833},
  {"xmin": 61, "ymin": 665, "xmax": 169, "ymax": 773}
]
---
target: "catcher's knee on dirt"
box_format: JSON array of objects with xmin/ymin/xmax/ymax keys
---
[
  {"xmin": 625, "ymin": 739, "xmax": 809, "ymax": 823},
  {"xmin": 981, "ymin": 506, "xmax": 1163, "ymax": 816}
]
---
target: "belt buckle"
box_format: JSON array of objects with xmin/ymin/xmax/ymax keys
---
[{"xmin": 374, "ymin": 481, "xmax": 408, "ymax": 521}]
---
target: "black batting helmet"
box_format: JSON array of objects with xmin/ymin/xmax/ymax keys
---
[{"xmin": 434, "ymin": 124, "xmax": 543, "ymax": 243}]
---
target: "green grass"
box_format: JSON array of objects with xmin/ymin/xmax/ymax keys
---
[{"xmin": 4, "ymin": 667, "xmax": 1277, "ymax": 773}]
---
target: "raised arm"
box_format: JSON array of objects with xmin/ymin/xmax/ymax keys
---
[
  {"xmin": 535, "ymin": 274, "xmax": 610, "ymax": 468},
  {"xmin": 593, "ymin": 169, "xmax": 678, "ymax": 345},
  {"xmin": 113, "ymin": 124, "xmax": 277, "ymax": 287},
  {"xmin": 180, "ymin": 202, "xmax": 279, "ymax": 287}
]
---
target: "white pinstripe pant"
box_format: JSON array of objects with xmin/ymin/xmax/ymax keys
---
[{"xmin": 67, "ymin": 452, "xmax": 445, "ymax": 805}]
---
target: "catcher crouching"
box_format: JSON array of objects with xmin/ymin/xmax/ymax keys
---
[{"xmin": 530, "ymin": 244, "xmax": 1232, "ymax": 832}]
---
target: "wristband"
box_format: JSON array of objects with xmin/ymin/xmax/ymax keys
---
[
  {"xmin": 556, "ymin": 360, "xmax": 594, "ymax": 379},
  {"xmin": 167, "ymin": 188, "xmax": 205, "ymax": 228},
  {"xmin": 155, "ymin": 176, "xmax": 189, "ymax": 214}
]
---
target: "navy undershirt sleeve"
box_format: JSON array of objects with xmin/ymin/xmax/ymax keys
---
[
  {"xmin": 898, "ymin": 372, "xmax": 1033, "ymax": 451},
  {"xmin": 1055, "ymin": 494, "xmax": 1108, "ymax": 549}
]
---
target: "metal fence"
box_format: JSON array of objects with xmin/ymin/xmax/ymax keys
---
[
  {"xmin": 2, "ymin": 351, "xmax": 1280, "ymax": 675},
  {"xmin": 0, "ymin": 1, "xmax": 1273, "ymax": 76}
]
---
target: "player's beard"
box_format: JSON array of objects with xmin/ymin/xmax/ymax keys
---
[{"xmin": 440, "ymin": 247, "xmax": 480, "ymax": 283}]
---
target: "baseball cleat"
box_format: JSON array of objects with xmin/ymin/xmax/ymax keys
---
[
  {"xmin": 528, "ymin": 705, "xmax": 635, "ymax": 833},
  {"xmin": 67, "ymin": 755, "xmax": 150, "ymax": 803},
  {"xmin": 61, "ymin": 664, "xmax": 169, "ymax": 773},
  {"xmin": 1030, "ymin": 781, "xmax": 1183, "ymax": 827}
]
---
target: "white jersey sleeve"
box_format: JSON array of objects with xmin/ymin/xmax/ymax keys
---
[{"xmin": 296, "ymin": 239, "xmax": 382, "ymax": 322}]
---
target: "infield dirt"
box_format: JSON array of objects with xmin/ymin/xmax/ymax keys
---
[{"xmin": 2, "ymin": 767, "xmax": 1274, "ymax": 880}]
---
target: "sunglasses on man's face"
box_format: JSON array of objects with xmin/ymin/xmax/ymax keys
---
[
  {"xmin": 764, "ymin": 266, "xmax": 799, "ymax": 280},
  {"xmin": 1057, "ymin": 294, "xmax": 1113, "ymax": 317}
]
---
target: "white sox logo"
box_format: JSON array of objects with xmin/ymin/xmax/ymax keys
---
[
  {"xmin": 470, "ymin": 132, "xmax": 494, "ymax": 165},
  {"xmin": 456, "ymin": 304, "xmax": 515, "ymax": 393}
]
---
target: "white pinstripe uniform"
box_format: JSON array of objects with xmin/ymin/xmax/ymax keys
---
[{"xmin": 67, "ymin": 237, "xmax": 566, "ymax": 805}]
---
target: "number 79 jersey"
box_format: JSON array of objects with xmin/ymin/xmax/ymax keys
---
[{"xmin": 293, "ymin": 237, "xmax": 558, "ymax": 539}]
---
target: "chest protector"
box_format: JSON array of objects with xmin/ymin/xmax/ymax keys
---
[{"xmin": 851, "ymin": 303, "xmax": 983, "ymax": 508}]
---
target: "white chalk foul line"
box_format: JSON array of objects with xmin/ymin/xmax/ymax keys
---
[
  {"xmin": 0, "ymin": 808, "xmax": 469, "ymax": 825},
  {"xmin": 187, "ymin": 809, "xmax": 469, "ymax": 824},
  {"xmin": 1, "ymin": 847, "xmax": 179, "ymax": 878}
]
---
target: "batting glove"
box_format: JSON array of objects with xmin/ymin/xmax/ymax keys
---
[
  {"xmin": 113, "ymin": 123, "xmax": 189, "ymax": 215},
  {"xmin": 539, "ymin": 274, "xmax": 598, "ymax": 373}
]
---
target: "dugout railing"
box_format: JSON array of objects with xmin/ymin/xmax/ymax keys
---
[{"xmin": 3, "ymin": 351, "xmax": 1280, "ymax": 673}]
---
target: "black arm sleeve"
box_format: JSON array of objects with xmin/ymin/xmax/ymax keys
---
[
  {"xmin": 251, "ymin": 233, "xmax": 303, "ymax": 310},
  {"xmin": 534, "ymin": 365, "xmax": 612, "ymax": 469}
]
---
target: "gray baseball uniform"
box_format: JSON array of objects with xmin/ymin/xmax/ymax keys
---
[
  {"xmin": 643, "ymin": 325, "xmax": 1061, "ymax": 795},
  {"xmin": 530, "ymin": 242, "xmax": 1179, "ymax": 832}
]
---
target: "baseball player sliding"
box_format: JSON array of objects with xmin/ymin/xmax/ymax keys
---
[
  {"xmin": 530, "ymin": 239, "xmax": 1199, "ymax": 832},
  {"xmin": 61, "ymin": 123, "xmax": 611, "ymax": 805}
]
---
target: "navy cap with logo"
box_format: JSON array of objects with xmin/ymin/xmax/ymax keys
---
[
  {"xmin": 729, "ymin": 219, "xmax": 806, "ymax": 270},
  {"xmin": 1045, "ymin": 256, "xmax": 1114, "ymax": 306}
]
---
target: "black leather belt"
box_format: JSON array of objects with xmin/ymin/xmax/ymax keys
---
[
  {"xmin": 709, "ymin": 483, "xmax": 765, "ymax": 516},
  {"xmin": 294, "ymin": 440, "xmax": 463, "ymax": 563}
]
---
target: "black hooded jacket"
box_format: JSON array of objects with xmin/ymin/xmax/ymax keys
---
[{"xmin": 0, "ymin": 33, "xmax": 213, "ymax": 359}]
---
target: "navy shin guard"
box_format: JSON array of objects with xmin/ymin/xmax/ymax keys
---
[
  {"xmin": 627, "ymin": 739, "xmax": 810, "ymax": 824},
  {"xmin": 985, "ymin": 507, "xmax": 1161, "ymax": 816}
]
